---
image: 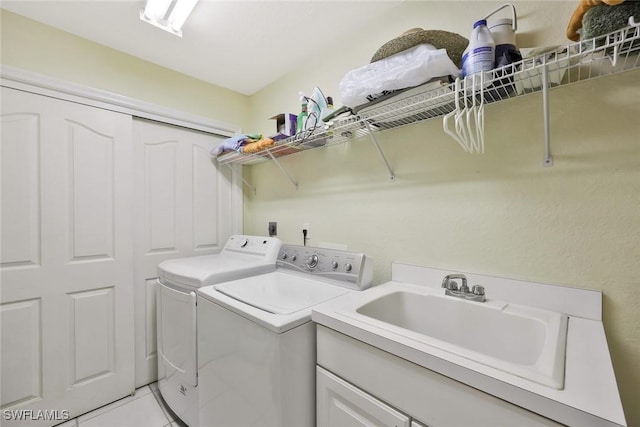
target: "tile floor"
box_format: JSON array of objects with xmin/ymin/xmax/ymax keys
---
[{"xmin": 56, "ymin": 383, "xmax": 186, "ymax": 427}]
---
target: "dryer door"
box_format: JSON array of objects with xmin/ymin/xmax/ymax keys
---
[{"xmin": 157, "ymin": 281, "xmax": 197, "ymax": 386}]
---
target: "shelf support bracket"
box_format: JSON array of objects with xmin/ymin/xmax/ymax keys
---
[
  {"xmin": 541, "ymin": 65, "xmax": 554, "ymax": 167},
  {"xmin": 242, "ymin": 177, "xmax": 256, "ymax": 194},
  {"xmin": 265, "ymin": 148, "xmax": 298, "ymax": 190},
  {"xmin": 226, "ymin": 164, "xmax": 255, "ymax": 194},
  {"xmin": 364, "ymin": 121, "xmax": 395, "ymax": 181}
]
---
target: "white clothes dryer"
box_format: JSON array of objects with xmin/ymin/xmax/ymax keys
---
[
  {"xmin": 197, "ymin": 244, "xmax": 372, "ymax": 427},
  {"xmin": 156, "ymin": 235, "xmax": 281, "ymax": 427}
]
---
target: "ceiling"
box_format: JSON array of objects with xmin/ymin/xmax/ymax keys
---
[{"xmin": 2, "ymin": 0, "xmax": 404, "ymax": 95}]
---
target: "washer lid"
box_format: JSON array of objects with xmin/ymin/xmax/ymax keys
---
[
  {"xmin": 214, "ymin": 272, "xmax": 350, "ymax": 315},
  {"xmin": 158, "ymin": 253, "xmax": 275, "ymax": 290}
]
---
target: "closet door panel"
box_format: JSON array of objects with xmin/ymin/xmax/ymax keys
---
[
  {"xmin": 68, "ymin": 122, "xmax": 115, "ymax": 260},
  {"xmin": 193, "ymin": 144, "xmax": 218, "ymax": 250},
  {"xmin": 67, "ymin": 287, "xmax": 116, "ymax": 385},
  {"xmin": 0, "ymin": 87, "xmax": 134, "ymax": 427},
  {"xmin": 144, "ymin": 278, "xmax": 159, "ymax": 361},
  {"xmin": 0, "ymin": 299, "xmax": 42, "ymax": 408},
  {"xmin": 0, "ymin": 113, "xmax": 41, "ymax": 267},
  {"xmin": 145, "ymin": 141, "xmax": 179, "ymax": 253},
  {"xmin": 133, "ymin": 119, "xmax": 228, "ymax": 387}
]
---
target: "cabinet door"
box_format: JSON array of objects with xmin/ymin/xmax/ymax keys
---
[
  {"xmin": 1, "ymin": 87, "xmax": 134, "ymax": 426},
  {"xmin": 132, "ymin": 118, "xmax": 233, "ymax": 387},
  {"xmin": 317, "ymin": 366, "xmax": 411, "ymax": 427}
]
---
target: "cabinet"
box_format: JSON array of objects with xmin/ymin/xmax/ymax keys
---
[
  {"xmin": 317, "ymin": 325, "xmax": 564, "ymax": 427},
  {"xmin": 317, "ymin": 367, "xmax": 411, "ymax": 427}
]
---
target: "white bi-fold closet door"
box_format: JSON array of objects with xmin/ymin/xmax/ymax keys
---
[
  {"xmin": 1, "ymin": 87, "xmax": 135, "ymax": 426},
  {"xmin": 132, "ymin": 119, "xmax": 230, "ymax": 387},
  {"xmin": 1, "ymin": 86, "xmax": 236, "ymax": 425}
]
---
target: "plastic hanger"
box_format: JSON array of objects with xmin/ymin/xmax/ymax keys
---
[{"xmin": 443, "ymin": 78, "xmax": 470, "ymax": 152}]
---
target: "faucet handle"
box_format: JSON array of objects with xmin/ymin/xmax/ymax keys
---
[
  {"xmin": 442, "ymin": 279, "xmax": 459, "ymax": 291},
  {"xmin": 442, "ymin": 274, "xmax": 466, "ymax": 291},
  {"xmin": 472, "ymin": 285, "xmax": 485, "ymax": 296}
]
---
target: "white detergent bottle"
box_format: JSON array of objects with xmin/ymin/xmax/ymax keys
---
[
  {"xmin": 462, "ymin": 19, "xmax": 495, "ymax": 77},
  {"xmin": 489, "ymin": 18, "xmax": 517, "ymax": 67}
]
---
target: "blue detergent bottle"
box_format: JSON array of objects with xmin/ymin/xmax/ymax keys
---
[{"xmin": 462, "ymin": 19, "xmax": 495, "ymax": 77}]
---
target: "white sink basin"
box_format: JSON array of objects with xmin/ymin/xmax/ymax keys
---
[{"xmin": 350, "ymin": 287, "xmax": 568, "ymax": 389}]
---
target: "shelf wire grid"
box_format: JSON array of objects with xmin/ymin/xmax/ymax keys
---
[{"xmin": 217, "ymin": 20, "xmax": 640, "ymax": 166}]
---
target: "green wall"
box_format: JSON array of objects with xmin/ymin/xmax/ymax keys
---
[{"xmin": 2, "ymin": 2, "xmax": 639, "ymax": 425}]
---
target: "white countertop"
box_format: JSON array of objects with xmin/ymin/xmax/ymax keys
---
[{"xmin": 311, "ymin": 263, "xmax": 626, "ymax": 427}]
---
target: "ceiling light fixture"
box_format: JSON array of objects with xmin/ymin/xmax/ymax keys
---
[{"xmin": 140, "ymin": 0, "xmax": 199, "ymax": 37}]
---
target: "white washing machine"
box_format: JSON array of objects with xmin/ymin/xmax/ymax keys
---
[
  {"xmin": 156, "ymin": 235, "xmax": 282, "ymax": 427},
  {"xmin": 197, "ymin": 244, "xmax": 372, "ymax": 427}
]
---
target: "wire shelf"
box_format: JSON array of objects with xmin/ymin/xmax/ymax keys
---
[
  {"xmin": 215, "ymin": 116, "xmax": 368, "ymax": 166},
  {"xmin": 217, "ymin": 19, "xmax": 640, "ymax": 167}
]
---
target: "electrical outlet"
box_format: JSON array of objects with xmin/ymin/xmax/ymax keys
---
[{"xmin": 268, "ymin": 222, "xmax": 277, "ymax": 236}]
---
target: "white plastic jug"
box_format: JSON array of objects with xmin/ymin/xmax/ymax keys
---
[
  {"xmin": 461, "ymin": 19, "xmax": 495, "ymax": 77},
  {"xmin": 489, "ymin": 18, "xmax": 517, "ymax": 66}
]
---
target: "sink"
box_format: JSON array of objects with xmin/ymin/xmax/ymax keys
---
[{"xmin": 351, "ymin": 288, "xmax": 568, "ymax": 389}]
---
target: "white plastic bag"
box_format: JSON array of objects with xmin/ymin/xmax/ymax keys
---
[{"xmin": 339, "ymin": 44, "xmax": 461, "ymax": 108}]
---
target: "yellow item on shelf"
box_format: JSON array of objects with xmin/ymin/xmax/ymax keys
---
[{"xmin": 241, "ymin": 138, "xmax": 275, "ymax": 154}]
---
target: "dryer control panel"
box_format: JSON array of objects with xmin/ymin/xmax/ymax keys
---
[
  {"xmin": 276, "ymin": 245, "xmax": 373, "ymax": 290},
  {"xmin": 222, "ymin": 235, "xmax": 282, "ymax": 259}
]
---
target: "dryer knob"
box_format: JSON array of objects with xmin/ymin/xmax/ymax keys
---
[
  {"xmin": 291, "ymin": 255, "xmax": 297, "ymax": 262},
  {"xmin": 344, "ymin": 263, "xmax": 353, "ymax": 272},
  {"xmin": 281, "ymin": 253, "xmax": 287, "ymax": 260},
  {"xmin": 241, "ymin": 239, "xmax": 249, "ymax": 248},
  {"xmin": 331, "ymin": 261, "xmax": 339, "ymax": 270},
  {"xmin": 307, "ymin": 254, "xmax": 319, "ymax": 269}
]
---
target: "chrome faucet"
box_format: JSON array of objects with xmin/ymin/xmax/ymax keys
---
[{"xmin": 441, "ymin": 274, "xmax": 486, "ymax": 303}]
